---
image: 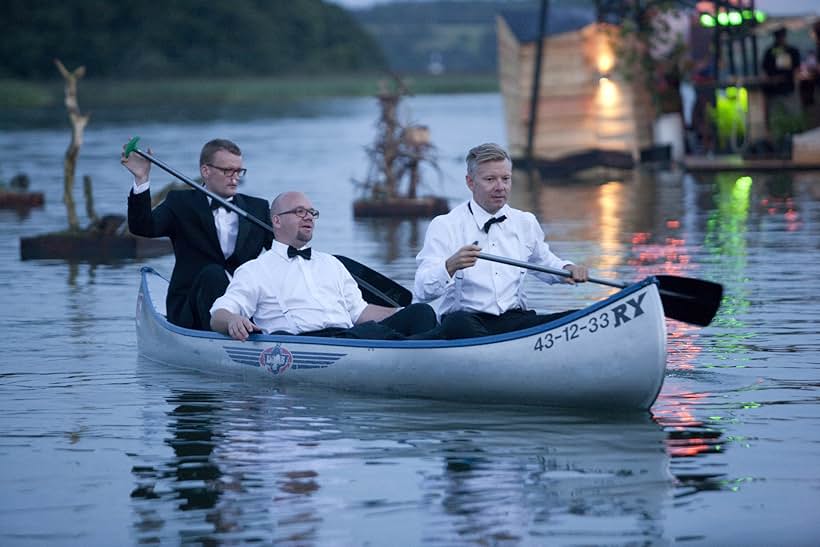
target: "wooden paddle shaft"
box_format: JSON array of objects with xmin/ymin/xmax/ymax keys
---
[
  {"xmin": 477, "ymin": 252, "xmax": 626, "ymax": 289},
  {"xmin": 125, "ymin": 137, "xmax": 273, "ymax": 235},
  {"xmin": 479, "ymin": 252, "xmax": 699, "ymax": 301},
  {"xmin": 478, "ymin": 252, "xmax": 722, "ymax": 327},
  {"xmin": 124, "ymin": 137, "xmax": 404, "ymax": 308}
]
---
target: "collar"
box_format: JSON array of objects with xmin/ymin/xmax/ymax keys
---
[
  {"xmin": 272, "ymin": 240, "xmax": 312, "ymax": 260},
  {"xmin": 468, "ymin": 199, "xmax": 509, "ymax": 229},
  {"xmin": 207, "ymin": 196, "xmax": 235, "ymax": 211}
]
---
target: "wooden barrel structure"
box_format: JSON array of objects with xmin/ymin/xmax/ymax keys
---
[{"xmin": 497, "ymin": 8, "xmax": 655, "ymax": 172}]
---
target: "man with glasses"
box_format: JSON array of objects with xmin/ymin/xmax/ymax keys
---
[
  {"xmin": 210, "ymin": 191, "xmax": 437, "ymax": 341},
  {"xmin": 122, "ymin": 138, "xmax": 273, "ymax": 330}
]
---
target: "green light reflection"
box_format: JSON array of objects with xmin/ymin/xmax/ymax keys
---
[{"xmin": 704, "ymin": 174, "xmax": 752, "ymax": 361}]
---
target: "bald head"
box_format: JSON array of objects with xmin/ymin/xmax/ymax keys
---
[
  {"xmin": 271, "ymin": 191, "xmax": 307, "ymax": 215},
  {"xmin": 270, "ymin": 191, "xmax": 316, "ymax": 247}
]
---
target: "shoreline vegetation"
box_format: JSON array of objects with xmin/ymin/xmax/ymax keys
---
[{"xmin": 0, "ymin": 73, "xmax": 499, "ymax": 110}]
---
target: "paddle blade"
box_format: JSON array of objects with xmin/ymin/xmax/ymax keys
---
[
  {"xmin": 655, "ymin": 275, "xmax": 723, "ymax": 327},
  {"xmin": 335, "ymin": 255, "xmax": 413, "ymax": 308}
]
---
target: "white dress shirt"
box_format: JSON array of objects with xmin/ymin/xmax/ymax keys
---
[
  {"xmin": 210, "ymin": 241, "xmax": 368, "ymax": 334},
  {"xmin": 133, "ymin": 178, "xmax": 238, "ymax": 258},
  {"xmin": 414, "ymin": 199, "xmax": 572, "ymax": 316},
  {"xmin": 209, "ymin": 198, "xmax": 238, "ymax": 259}
]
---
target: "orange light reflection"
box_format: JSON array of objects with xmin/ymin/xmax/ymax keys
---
[
  {"xmin": 654, "ymin": 389, "xmax": 720, "ymax": 458},
  {"xmin": 627, "ymin": 223, "xmax": 703, "ymax": 369}
]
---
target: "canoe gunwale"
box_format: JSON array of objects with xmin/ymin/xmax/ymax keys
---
[
  {"xmin": 137, "ymin": 266, "xmax": 660, "ymax": 348},
  {"xmin": 136, "ymin": 266, "xmax": 668, "ymax": 409}
]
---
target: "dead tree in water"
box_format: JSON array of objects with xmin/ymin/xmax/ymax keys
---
[
  {"xmin": 55, "ymin": 59, "xmax": 90, "ymax": 231},
  {"xmin": 354, "ymin": 76, "xmax": 440, "ymax": 201},
  {"xmin": 82, "ymin": 175, "xmax": 98, "ymax": 223}
]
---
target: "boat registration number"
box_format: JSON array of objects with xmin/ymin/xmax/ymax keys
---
[{"xmin": 532, "ymin": 292, "xmax": 647, "ymax": 351}]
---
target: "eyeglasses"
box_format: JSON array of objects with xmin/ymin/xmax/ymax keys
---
[
  {"xmin": 275, "ymin": 207, "xmax": 320, "ymax": 219},
  {"xmin": 207, "ymin": 164, "xmax": 247, "ymax": 178}
]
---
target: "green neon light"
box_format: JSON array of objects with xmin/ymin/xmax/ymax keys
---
[
  {"xmin": 713, "ymin": 86, "xmax": 749, "ymax": 150},
  {"xmin": 734, "ymin": 176, "xmax": 753, "ymax": 195},
  {"xmin": 700, "ymin": 13, "xmax": 716, "ymax": 27},
  {"xmin": 699, "ymin": 9, "xmax": 768, "ymax": 27}
]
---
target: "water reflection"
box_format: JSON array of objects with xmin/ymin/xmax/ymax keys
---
[
  {"xmin": 129, "ymin": 362, "xmax": 676, "ymax": 544},
  {"xmin": 3, "ymin": 93, "xmax": 820, "ymax": 544},
  {"xmin": 131, "ymin": 391, "xmax": 227, "ymax": 542},
  {"xmin": 353, "ymin": 217, "xmax": 425, "ymax": 263},
  {"xmin": 421, "ymin": 412, "xmax": 673, "ymax": 543},
  {"xmin": 0, "ymin": 206, "xmax": 37, "ymax": 221}
]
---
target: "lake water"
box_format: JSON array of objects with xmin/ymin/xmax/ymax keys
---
[{"xmin": 1, "ymin": 93, "xmax": 819, "ymax": 545}]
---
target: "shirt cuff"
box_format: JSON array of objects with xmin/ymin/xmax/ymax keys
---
[
  {"xmin": 210, "ymin": 294, "xmax": 240, "ymax": 316},
  {"xmin": 132, "ymin": 178, "xmax": 150, "ymax": 194},
  {"xmin": 439, "ymin": 261, "xmax": 455, "ymax": 286}
]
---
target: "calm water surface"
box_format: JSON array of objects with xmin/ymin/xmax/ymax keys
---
[{"xmin": 1, "ymin": 94, "xmax": 819, "ymax": 545}]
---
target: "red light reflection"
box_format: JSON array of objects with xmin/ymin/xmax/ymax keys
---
[
  {"xmin": 654, "ymin": 388, "xmax": 721, "ymax": 458},
  {"xmin": 627, "ymin": 229, "xmax": 694, "ymax": 279},
  {"xmin": 761, "ymin": 196, "xmax": 801, "ymax": 231}
]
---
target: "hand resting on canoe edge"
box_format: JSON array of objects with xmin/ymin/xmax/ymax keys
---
[
  {"xmin": 210, "ymin": 309, "xmax": 262, "ymax": 341},
  {"xmin": 211, "ymin": 303, "xmax": 405, "ymax": 341}
]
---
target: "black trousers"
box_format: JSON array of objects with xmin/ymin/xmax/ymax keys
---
[
  {"xmin": 182, "ymin": 264, "xmax": 230, "ymax": 331},
  {"xmin": 435, "ymin": 308, "xmax": 577, "ymax": 340},
  {"xmin": 297, "ymin": 303, "xmax": 438, "ymax": 340}
]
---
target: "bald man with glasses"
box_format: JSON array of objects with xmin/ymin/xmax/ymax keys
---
[
  {"xmin": 122, "ymin": 138, "xmax": 273, "ymax": 330},
  {"xmin": 211, "ymin": 191, "xmax": 437, "ymax": 341}
]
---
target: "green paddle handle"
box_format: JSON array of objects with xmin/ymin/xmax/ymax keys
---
[{"xmin": 124, "ymin": 136, "xmax": 141, "ymax": 158}]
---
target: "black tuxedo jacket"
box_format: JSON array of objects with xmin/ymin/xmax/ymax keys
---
[{"xmin": 128, "ymin": 188, "xmax": 273, "ymax": 325}]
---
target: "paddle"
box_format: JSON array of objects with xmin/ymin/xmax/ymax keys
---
[
  {"xmin": 124, "ymin": 136, "xmax": 412, "ymax": 308},
  {"xmin": 334, "ymin": 255, "xmax": 412, "ymax": 308},
  {"xmin": 477, "ymin": 252, "xmax": 723, "ymax": 327}
]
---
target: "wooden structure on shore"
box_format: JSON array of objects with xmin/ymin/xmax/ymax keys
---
[
  {"xmin": 20, "ymin": 60, "xmax": 173, "ymax": 261},
  {"xmin": 0, "ymin": 174, "xmax": 44, "ymax": 209},
  {"xmin": 20, "ymin": 230, "xmax": 171, "ymax": 260},
  {"xmin": 497, "ymin": 7, "xmax": 655, "ymax": 173},
  {"xmin": 684, "ymin": 125, "xmax": 820, "ymax": 172},
  {"xmin": 0, "ymin": 191, "xmax": 44, "ymax": 208},
  {"xmin": 353, "ymin": 77, "xmax": 448, "ymax": 218}
]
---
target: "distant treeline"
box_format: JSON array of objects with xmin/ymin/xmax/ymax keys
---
[
  {"xmin": 1, "ymin": 0, "xmax": 386, "ymax": 79},
  {"xmin": 353, "ymin": 0, "xmax": 591, "ymax": 74}
]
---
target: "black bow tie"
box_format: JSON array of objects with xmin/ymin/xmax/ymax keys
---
[
  {"xmin": 482, "ymin": 215, "xmax": 507, "ymax": 233},
  {"xmin": 287, "ymin": 246, "xmax": 312, "ymax": 260},
  {"xmin": 209, "ymin": 198, "xmax": 233, "ymax": 212}
]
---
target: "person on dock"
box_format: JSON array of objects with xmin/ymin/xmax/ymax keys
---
[
  {"xmin": 412, "ymin": 143, "xmax": 589, "ymax": 339},
  {"xmin": 761, "ymin": 26, "xmax": 801, "ymax": 131},
  {"xmin": 122, "ymin": 138, "xmax": 273, "ymax": 330},
  {"xmin": 210, "ymin": 191, "xmax": 437, "ymax": 341}
]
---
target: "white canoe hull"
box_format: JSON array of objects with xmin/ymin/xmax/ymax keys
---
[{"xmin": 136, "ymin": 267, "xmax": 667, "ymax": 409}]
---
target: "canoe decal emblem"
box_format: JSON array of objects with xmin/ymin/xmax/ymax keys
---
[
  {"xmin": 224, "ymin": 346, "xmax": 347, "ymax": 371},
  {"xmin": 259, "ymin": 344, "xmax": 293, "ymax": 375}
]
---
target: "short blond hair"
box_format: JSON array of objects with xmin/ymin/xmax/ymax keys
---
[
  {"xmin": 199, "ymin": 139, "xmax": 241, "ymax": 166},
  {"xmin": 466, "ymin": 143, "xmax": 511, "ymax": 177}
]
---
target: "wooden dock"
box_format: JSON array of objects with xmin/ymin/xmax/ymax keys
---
[{"xmin": 683, "ymin": 155, "xmax": 820, "ymax": 172}]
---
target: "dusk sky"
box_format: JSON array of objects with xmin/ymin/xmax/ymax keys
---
[{"xmin": 329, "ymin": 0, "xmax": 819, "ymax": 16}]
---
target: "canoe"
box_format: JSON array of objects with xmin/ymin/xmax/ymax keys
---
[{"xmin": 136, "ymin": 266, "xmax": 667, "ymax": 410}]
